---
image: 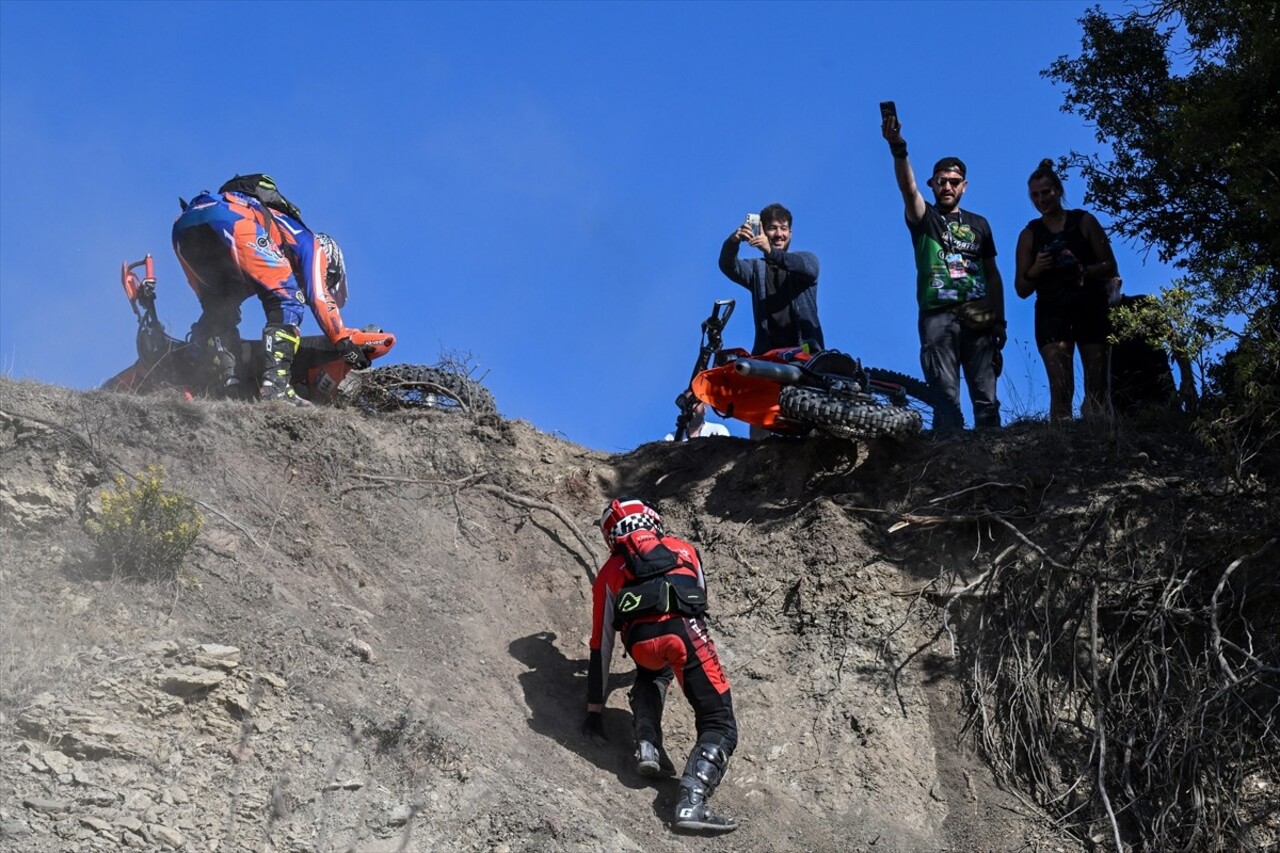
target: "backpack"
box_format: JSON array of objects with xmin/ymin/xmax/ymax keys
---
[
  {"xmin": 612, "ymin": 529, "xmax": 707, "ymax": 629},
  {"xmin": 1110, "ymin": 297, "xmax": 1176, "ymax": 413},
  {"xmin": 217, "ymin": 174, "xmax": 305, "ymax": 225}
]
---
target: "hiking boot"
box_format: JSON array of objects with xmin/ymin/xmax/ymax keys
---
[{"xmin": 636, "ymin": 740, "xmax": 675, "ymax": 777}]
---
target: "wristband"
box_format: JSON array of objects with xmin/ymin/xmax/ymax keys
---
[{"xmin": 890, "ymin": 142, "xmax": 908, "ymax": 159}]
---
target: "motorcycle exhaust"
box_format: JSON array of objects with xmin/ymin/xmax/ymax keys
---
[{"xmin": 734, "ymin": 358, "xmax": 804, "ymax": 385}]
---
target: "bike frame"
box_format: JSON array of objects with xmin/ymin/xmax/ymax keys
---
[
  {"xmin": 108, "ymin": 253, "xmax": 396, "ymax": 403},
  {"xmin": 676, "ymin": 299, "xmax": 939, "ymax": 436},
  {"xmin": 672, "ymin": 299, "xmax": 735, "ymax": 441}
]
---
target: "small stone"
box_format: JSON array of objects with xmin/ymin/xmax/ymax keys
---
[
  {"xmin": 159, "ymin": 666, "xmax": 228, "ymax": 696},
  {"xmin": 323, "ymin": 779, "xmax": 364, "ymax": 791},
  {"xmin": 115, "ymin": 816, "xmax": 143, "ymax": 833},
  {"xmin": 388, "ymin": 804, "xmax": 412, "ymax": 826},
  {"xmin": 141, "ymin": 640, "xmax": 180, "ymax": 657},
  {"xmin": 22, "ymin": 797, "xmax": 70, "ymax": 814},
  {"xmin": 79, "ymin": 815, "xmax": 112, "ymax": 832},
  {"xmin": 346, "ymin": 639, "xmax": 376, "ymax": 663},
  {"xmin": 149, "ymin": 824, "xmax": 184, "ymax": 848},
  {"xmin": 0, "ymin": 820, "xmax": 32, "ymax": 839},
  {"xmin": 259, "ymin": 672, "xmax": 287, "ymax": 690},
  {"xmin": 42, "ymin": 750, "xmax": 76, "ymax": 776},
  {"xmin": 77, "ymin": 788, "xmax": 119, "ymax": 807},
  {"xmin": 194, "ymin": 644, "xmax": 241, "ymax": 670}
]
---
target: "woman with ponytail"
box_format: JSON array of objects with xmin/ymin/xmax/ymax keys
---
[{"xmin": 1014, "ymin": 159, "xmax": 1118, "ymax": 421}]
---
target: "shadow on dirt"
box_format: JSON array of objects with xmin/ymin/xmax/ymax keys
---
[{"xmin": 509, "ymin": 631, "xmax": 658, "ymax": 792}]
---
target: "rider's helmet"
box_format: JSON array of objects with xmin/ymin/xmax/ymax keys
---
[
  {"xmin": 599, "ymin": 497, "xmax": 665, "ymax": 549},
  {"xmin": 316, "ymin": 233, "xmax": 348, "ymax": 307}
]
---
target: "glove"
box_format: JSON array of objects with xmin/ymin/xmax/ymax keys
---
[
  {"xmin": 580, "ymin": 711, "xmax": 606, "ymax": 745},
  {"xmin": 336, "ymin": 337, "xmax": 370, "ymax": 370}
]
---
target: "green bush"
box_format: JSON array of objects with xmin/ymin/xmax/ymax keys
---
[{"xmin": 86, "ymin": 465, "xmax": 202, "ymax": 580}]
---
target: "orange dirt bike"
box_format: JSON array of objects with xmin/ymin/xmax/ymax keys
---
[
  {"xmin": 102, "ymin": 255, "xmax": 496, "ymax": 413},
  {"xmin": 674, "ymin": 299, "xmax": 954, "ymax": 440}
]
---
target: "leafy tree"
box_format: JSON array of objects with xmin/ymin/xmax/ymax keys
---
[
  {"xmin": 1048, "ymin": 1, "xmax": 1279, "ymax": 480},
  {"xmin": 1046, "ymin": 0, "xmax": 1279, "ymax": 321}
]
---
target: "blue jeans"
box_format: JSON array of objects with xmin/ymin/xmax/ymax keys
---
[{"xmin": 919, "ymin": 309, "xmax": 1001, "ymax": 431}]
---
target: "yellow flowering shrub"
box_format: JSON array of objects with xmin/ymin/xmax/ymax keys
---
[{"xmin": 86, "ymin": 465, "xmax": 202, "ymax": 580}]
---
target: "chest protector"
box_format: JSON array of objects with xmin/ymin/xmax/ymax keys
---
[
  {"xmin": 613, "ymin": 530, "xmax": 708, "ymax": 629},
  {"xmin": 218, "ymin": 174, "xmax": 307, "ymax": 226}
]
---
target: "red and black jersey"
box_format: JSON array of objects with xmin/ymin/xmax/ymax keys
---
[{"xmin": 587, "ymin": 532, "xmax": 704, "ymax": 706}]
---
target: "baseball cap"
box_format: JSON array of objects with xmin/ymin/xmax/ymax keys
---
[{"xmin": 931, "ymin": 157, "xmax": 967, "ymax": 178}]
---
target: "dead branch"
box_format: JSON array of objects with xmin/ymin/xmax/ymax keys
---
[
  {"xmin": 471, "ymin": 482, "xmax": 601, "ymax": 567},
  {"xmin": 926, "ymin": 481, "xmax": 1028, "ymax": 506},
  {"xmin": 1210, "ymin": 536, "xmax": 1278, "ymax": 685},
  {"xmin": 190, "ymin": 498, "xmax": 263, "ymax": 550},
  {"xmin": 345, "ymin": 471, "xmax": 600, "ymax": 570}
]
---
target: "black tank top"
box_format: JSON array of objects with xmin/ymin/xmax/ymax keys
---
[{"xmin": 1027, "ymin": 209, "xmax": 1099, "ymax": 304}]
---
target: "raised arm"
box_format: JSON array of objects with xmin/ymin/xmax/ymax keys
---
[
  {"xmin": 882, "ymin": 115, "xmax": 927, "ymax": 225},
  {"xmin": 718, "ymin": 230, "xmax": 753, "ymax": 288}
]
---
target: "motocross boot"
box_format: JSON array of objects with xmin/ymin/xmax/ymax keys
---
[
  {"xmin": 207, "ymin": 331, "xmax": 250, "ymax": 398},
  {"xmin": 674, "ymin": 742, "xmax": 738, "ymax": 833},
  {"xmin": 636, "ymin": 740, "xmax": 676, "ymax": 778},
  {"xmin": 259, "ymin": 324, "xmax": 310, "ymax": 407}
]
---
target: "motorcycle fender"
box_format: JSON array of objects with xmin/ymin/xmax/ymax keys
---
[{"xmin": 692, "ymin": 363, "xmax": 785, "ymax": 428}]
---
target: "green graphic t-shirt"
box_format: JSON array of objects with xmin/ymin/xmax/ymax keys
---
[{"xmin": 906, "ymin": 205, "xmax": 996, "ymax": 311}]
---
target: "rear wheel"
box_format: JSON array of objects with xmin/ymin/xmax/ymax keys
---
[
  {"xmin": 340, "ymin": 364, "xmax": 497, "ymax": 414},
  {"xmin": 779, "ymin": 385, "xmax": 922, "ymax": 439},
  {"xmin": 863, "ymin": 367, "xmax": 959, "ymax": 432}
]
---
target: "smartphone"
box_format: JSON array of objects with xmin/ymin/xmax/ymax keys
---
[
  {"xmin": 879, "ymin": 100, "xmax": 897, "ymax": 122},
  {"xmin": 746, "ymin": 213, "xmax": 761, "ymax": 236}
]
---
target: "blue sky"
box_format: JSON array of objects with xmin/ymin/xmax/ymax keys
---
[{"xmin": 0, "ymin": 0, "xmax": 1177, "ymax": 452}]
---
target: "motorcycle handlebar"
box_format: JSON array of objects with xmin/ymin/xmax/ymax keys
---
[{"xmin": 733, "ymin": 358, "xmax": 804, "ymax": 385}]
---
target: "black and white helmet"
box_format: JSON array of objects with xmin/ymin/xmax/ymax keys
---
[{"xmin": 316, "ymin": 233, "xmax": 347, "ymax": 307}]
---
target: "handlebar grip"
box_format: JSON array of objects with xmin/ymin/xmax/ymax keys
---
[{"xmin": 733, "ymin": 359, "xmax": 803, "ymax": 384}]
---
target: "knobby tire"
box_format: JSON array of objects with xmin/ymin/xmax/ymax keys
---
[
  {"xmin": 342, "ymin": 364, "xmax": 497, "ymax": 414},
  {"xmin": 778, "ymin": 385, "xmax": 922, "ymax": 439}
]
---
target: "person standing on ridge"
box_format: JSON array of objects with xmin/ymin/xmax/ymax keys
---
[
  {"xmin": 719, "ymin": 202, "xmax": 821, "ymax": 439},
  {"xmin": 718, "ymin": 203, "xmax": 822, "ymax": 357},
  {"xmin": 882, "ymin": 107, "xmax": 1006, "ymax": 432},
  {"xmin": 172, "ymin": 173, "xmax": 368, "ymax": 405},
  {"xmin": 583, "ymin": 497, "xmax": 739, "ymax": 833},
  {"xmin": 1014, "ymin": 159, "xmax": 1119, "ymax": 421}
]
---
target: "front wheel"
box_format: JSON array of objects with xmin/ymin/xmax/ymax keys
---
[
  {"xmin": 339, "ymin": 364, "xmax": 497, "ymax": 414},
  {"xmin": 779, "ymin": 385, "xmax": 922, "ymax": 439}
]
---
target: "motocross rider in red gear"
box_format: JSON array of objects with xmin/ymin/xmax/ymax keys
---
[{"xmin": 584, "ymin": 497, "xmax": 739, "ymax": 833}]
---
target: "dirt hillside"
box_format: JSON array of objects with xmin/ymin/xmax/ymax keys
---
[{"xmin": 1, "ymin": 375, "xmax": 1272, "ymax": 852}]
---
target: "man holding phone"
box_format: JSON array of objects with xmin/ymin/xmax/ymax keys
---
[
  {"xmin": 717, "ymin": 203, "xmax": 822, "ymax": 357},
  {"xmin": 880, "ymin": 102, "xmax": 1006, "ymax": 432}
]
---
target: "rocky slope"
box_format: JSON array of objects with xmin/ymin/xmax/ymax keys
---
[{"xmin": 3, "ymin": 375, "xmax": 1271, "ymax": 852}]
